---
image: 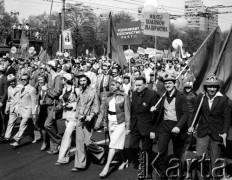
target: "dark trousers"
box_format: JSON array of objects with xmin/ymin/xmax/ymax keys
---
[
  {"xmin": 129, "ymin": 123, "xmax": 153, "ymax": 174},
  {"xmin": 44, "ymin": 106, "xmax": 62, "ymax": 148},
  {"xmin": 155, "ymin": 120, "xmax": 186, "ymax": 176},
  {"xmin": 0, "ymin": 106, "xmax": 7, "ymax": 137}
]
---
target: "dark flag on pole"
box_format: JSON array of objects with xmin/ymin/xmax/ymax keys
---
[
  {"xmin": 187, "ymin": 26, "xmax": 222, "ymax": 93},
  {"xmin": 107, "ymin": 12, "xmax": 128, "ymax": 68},
  {"xmin": 214, "ymin": 25, "xmax": 232, "ymax": 100}
]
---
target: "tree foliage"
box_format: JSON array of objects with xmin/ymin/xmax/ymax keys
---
[
  {"xmin": 0, "ymin": 0, "xmax": 19, "ymax": 45},
  {"xmin": 2, "ymin": 1, "xmax": 219, "ymax": 58},
  {"xmin": 141, "ymin": 25, "xmax": 209, "ymax": 55}
]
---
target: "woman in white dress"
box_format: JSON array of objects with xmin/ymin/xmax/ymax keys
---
[{"xmin": 99, "ymin": 77, "xmax": 131, "ymax": 178}]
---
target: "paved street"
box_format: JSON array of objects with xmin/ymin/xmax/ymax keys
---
[
  {"xmin": 0, "ymin": 121, "xmax": 138, "ymax": 180},
  {"xmin": 1, "ymin": 120, "xmax": 232, "ymax": 180}
]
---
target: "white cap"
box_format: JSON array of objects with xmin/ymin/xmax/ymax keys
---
[
  {"xmin": 47, "ymin": 60, "xmax": 56, "ymax": 68},
  {"xmin": 7, "ymin": 74, "xmax": 16, "ymax": 82},
  {"xmin": 63, "ymin": 73, "xmax": 72, "ymax": 81},
  {"xmin": 64, "ymin": 52, "xmax": 69, "ymax": 58}
]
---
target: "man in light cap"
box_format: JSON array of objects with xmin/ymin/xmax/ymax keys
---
[
  {"xmin": 188, "ymin": 75, "xmax": 231, "ymax": 180},
  {"xmin": 0, "ymin": 74, "xmax": 23, "ymax": 143},
  {"xmin": 41, "ymin": 60, "xmax": 63, "ymax": 153},
  {"xmin": 0, "ymin": 65, "xmax": 8, "ymax": 139},
  {"xmin": 150, "ymin": 73, "xmax": 190, "ymax": 179}
]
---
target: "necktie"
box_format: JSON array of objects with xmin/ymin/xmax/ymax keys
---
[{"xmin": 21, "ymin": 87, "xmax": 25, "ymax": 93}]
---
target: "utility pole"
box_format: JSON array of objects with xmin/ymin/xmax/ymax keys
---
[{"xmin": 61, "ymin": 0, "xmax": 65, "ymax": 52}]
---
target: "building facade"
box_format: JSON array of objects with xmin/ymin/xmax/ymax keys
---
[{"xmin": 185, "ymin": 0, "xmax": 218, "ymax": 32}]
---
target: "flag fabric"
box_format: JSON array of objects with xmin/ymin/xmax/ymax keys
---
[
  {"xmin": 167, "ymin": 48, "xmax": 172, "ymax": 60},
  {"xmin": 187, "ymin": 26, "xmax": 222, "ymax": 93},
  {"xmin": 107, "ymin": 12, "xmax": 128, "ymax": 67},
  {"xmin": 39, "ymin": 50, "xmax": 50, "ymax": 64},
  {"xmin": 20, "ymin": 31, "xmax": 29, "ymax": 59},
  {"xmin": 214, "ymin": 25, "xmax": 232, "ymax": 100}
]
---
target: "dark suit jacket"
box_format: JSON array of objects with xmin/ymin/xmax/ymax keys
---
[
  {"xmin": 151, "ymin": 89, "xmax": 190, "ymax": 133},
  {"xmin": 131, "ymin": 88, "xmax": 158, "ymax": 136},
  {"xmin": 193, "ymin": 93, "xmax": 231, "ymax": 142},
  {"xmin": 5, "ymin": 66, "xmax": 16, "ymax": 76},
  {"xmin": 0, "ymin": 75, "xmax": 8, "ymax": 105}
]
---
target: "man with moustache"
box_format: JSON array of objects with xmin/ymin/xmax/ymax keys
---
[
  {"xmin": 10, "ymin": 74, "xmax": 38, "ymax": 147},
  {"xmin": 188, "ymin": 75, "xmax": 231, "ymax": 180},
  {"xmin": 72, "ymin": 74, "xmax": 104, "ymax": 172},
  {"xmin": 150, "ymin": 73, "xmax": 189, "ymax": 179}
]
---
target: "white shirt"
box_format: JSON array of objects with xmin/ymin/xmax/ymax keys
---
[
  {"xmin": 206, "ymin": 91, "xmax": 223, "ymax": 109},
  {"xmin": 108, "ymin": 97, "xmax": 117, "ymax": 122}
]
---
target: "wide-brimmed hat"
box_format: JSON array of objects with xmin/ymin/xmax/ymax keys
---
[
  {"xmin": 204, "ymin": 74, "xmax": 220, "ymax": 86},
  {"xmin": 163, "ymin": 73, "xmax": 176, "ymax": 82}
]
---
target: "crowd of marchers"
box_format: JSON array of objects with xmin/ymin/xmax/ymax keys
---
[{"xmin": 0, "ymin": 52, "xmax": 232, "ymax": 179}]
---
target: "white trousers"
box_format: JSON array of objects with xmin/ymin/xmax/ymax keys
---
[
  {"xmin": 57, "ymin": 119, "xmax": 76, "ymax": 163},
  {"xmin": 13, "ymin": 117, "xmax": 30, "ymax": 142},
  {"xmin": 5, "ymin": 113, "xmax": 18, "ymax": 139}
]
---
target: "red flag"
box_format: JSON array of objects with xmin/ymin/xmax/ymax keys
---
[
  {"xmin": 107, "ymin": 12, "xmax": 128, "ymax": 67},
  {"xmin": 214, "ymin": 25, "xmax": 232, "ymax": 100},
  {"xmin": 187, "ymin": 26, "xmax": 222, "ymax": 93}
]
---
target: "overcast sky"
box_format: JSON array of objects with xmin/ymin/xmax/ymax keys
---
[{"xmin": 5, "ymin": 0, "xmax": 232, "ymax": 31}]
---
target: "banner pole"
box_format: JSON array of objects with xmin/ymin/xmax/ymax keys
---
[{"xmin": 154, "ymin": 35, "xmax": 157, "ymax": 81}]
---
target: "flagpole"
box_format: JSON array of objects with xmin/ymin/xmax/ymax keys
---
[
  {"xmin": 154, "ymin": 35, "xmax": 157, "ymax": 81},
  {"xmin": 44, "ymin": 0, "xmax": 54, "ymax": 63}
]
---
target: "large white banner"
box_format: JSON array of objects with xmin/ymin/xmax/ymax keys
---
[{"xmin": 142, "ymin": 13, "xmax": 170, "ymax": 38}]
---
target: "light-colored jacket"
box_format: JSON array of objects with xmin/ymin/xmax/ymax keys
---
[
  {"xmin": 75, "ymin": 86, "xmax": 99, "ymax": 125},
  {"xmin": 5, "ymin": 84, "xmax": 24, "ymax": 114},
  {"xmin": 18, "ymin": 84, "xmax": 38, "ymax": 118}
]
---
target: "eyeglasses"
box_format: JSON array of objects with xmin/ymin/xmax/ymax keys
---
[{"xmin": 21, "ymin": 79, "xmax": 27, "ymax": 81}]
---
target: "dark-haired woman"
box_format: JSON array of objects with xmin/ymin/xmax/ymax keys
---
[
  {"xmin": 99, "ymin": 77, "xmax": 130, "ymax": 178},
  {"xmin": 55, "ymin": 73, "xmax": 79, "ymax": 165}
]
